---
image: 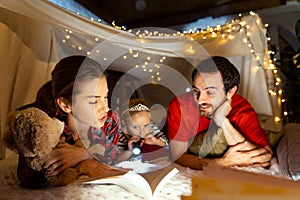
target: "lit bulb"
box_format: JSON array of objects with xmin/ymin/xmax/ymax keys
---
[{"xmin": 274, "ymin": 116, "xmax": 280, "ymax": 122}]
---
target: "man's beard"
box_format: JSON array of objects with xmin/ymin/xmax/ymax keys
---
[{"xmin": 199, "ymin": 109, "xmax": 213, "ymax": 119}]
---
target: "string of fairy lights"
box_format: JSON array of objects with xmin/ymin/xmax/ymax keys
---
[{"xmin": 60, "ymin": 11, "xmax": 287, "ymax": 125}]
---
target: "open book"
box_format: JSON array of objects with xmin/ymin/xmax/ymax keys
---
[{"xmin": 81, "ymin": 164, "xmax": 179, "ymax": 200}]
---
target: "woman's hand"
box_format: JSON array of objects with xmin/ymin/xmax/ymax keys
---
[
  {"xmin": 45, "ymin": 142, "xmax": 92, "ymax": 176},
  {"xmin": 77, "ymin": 159, "xmax": 128, "ymax": 178}
]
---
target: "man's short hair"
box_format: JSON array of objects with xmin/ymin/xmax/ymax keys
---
[{"xmin": 192, "ymin": 56, "xmax": 240, "ymax": 93}]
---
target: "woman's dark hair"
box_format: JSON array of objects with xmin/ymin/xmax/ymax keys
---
[
  {"xmin": 50, "ymin": 55, "xmax": 106, "ymax": 120},
  {"xmin": 35, "ymin": 81, "xmax": 56, "ymax": 117},
  {"xmin": 191, "ymin": 56, "xmax": 240, "ymax": 93},
  {"xmin": 16, "ymin": 81, "xmax": 55, "ymax": 115}
]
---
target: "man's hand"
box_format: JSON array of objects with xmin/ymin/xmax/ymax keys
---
[
  {"xmin": 213, "ymin": 141, "xmax": 272, "ymax": 167},
  {"xmin": 213, "ymin": 98, "xmax": 231, "ymax": 127}
]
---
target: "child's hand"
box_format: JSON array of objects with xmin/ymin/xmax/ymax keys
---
[
  {"xmin": 144, "ymin": 134, "xmax": 157, "ymax": 145},
  {"xmin": 127, "ymin": 136, "xmax": 142, "ymax": 151}
]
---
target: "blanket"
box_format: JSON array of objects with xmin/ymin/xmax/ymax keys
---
[{"xmin": 0, "ymin": 149, "xmax": 283, "ymax": 200}]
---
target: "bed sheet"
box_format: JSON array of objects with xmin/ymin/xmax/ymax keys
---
[{"xmin": 0, "ymin": 149, "xmax": 284, "ymax": 200}]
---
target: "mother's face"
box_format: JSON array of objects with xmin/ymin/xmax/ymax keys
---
[{"xmin": 72, "ymin": 76, "xmax": 110, "ymax": 128}]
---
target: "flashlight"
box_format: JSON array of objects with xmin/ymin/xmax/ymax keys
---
[{"xmin": 132, "ymin": 139, "xmax": 143, "ymax": 155}]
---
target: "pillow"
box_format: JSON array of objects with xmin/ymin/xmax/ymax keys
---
[{"xmin": 277, "ymin": 123, "xmax": 300, "ymax": 180}]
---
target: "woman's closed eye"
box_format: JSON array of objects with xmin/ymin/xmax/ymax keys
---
[
  {"xmin": 89, "ymin": 100, "xmax": 98, "ymax": 104},
  {"xmin": 88, "ymin": 96, "xmax": 108, "ymax": 104}
]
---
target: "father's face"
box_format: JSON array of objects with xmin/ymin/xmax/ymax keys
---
[{"xmin": 192, "ymin": 71, "xmax": 226, "ymax": 118}]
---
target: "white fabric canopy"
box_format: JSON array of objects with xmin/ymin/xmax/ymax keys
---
[{"xmin": 0, "ymin": 0, "xmax": 282, "ymax": 157}]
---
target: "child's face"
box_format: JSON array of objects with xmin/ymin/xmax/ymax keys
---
[
  {"xmin": 72, "ymin": 76, "xmax": 109, "ymax": 128},
  {"xmin": 125, "ymin": 111, "xmax": 151, "ymax": 138}
]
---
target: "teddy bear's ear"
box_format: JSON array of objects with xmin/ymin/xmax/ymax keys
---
[
  {"xmin": 10, "ymin": 109, "xmax": 37, "ymax": 157},
  {"xmin": 2, "ymin": 111, "xmax": 20, "ymax": 154},
  {"xmin": 28, "ymin": 107, "xmax": 63, "ymax": 157}
]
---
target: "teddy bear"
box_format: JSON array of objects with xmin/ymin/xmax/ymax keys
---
[
  {"xmin": 3, "ymin": 107, "xmax": 128, "ymax": 188},
  {"xmin": 3, "ymin": 107, "xmax": 85, "ymax": 187}
]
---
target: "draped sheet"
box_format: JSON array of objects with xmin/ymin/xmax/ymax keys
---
[{"xmin": 0, "ymin": 0, "xmax": 282, "ymax": 158}]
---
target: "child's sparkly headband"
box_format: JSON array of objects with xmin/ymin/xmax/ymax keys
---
[{"xmin": 128, "ymin": 103, "xmax": 149, "ymax": 112}]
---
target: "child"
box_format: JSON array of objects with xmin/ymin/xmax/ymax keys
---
[{"xmin": 117, "ymin": 98, "xmax": 169, "ymax": 162}]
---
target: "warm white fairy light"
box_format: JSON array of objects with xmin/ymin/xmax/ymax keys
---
[
  {"xmin": 133, "ymin": 52, "xmax": 139, "ymax": 58},
  {"xmin": 59, "ymin": 11, "xmax": 287, "ymax": 122},
  {"xmin": 274, "ymin": 116, "xmax": 280, "ymax": 122}
]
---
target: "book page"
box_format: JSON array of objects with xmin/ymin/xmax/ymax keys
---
[
  {"xmin": 82, "ymin": 171, "xmax": 153, "ymax": 199},
  {"xmin": 142, "ymin": 164, "xmax": 179, "ymax": 199},
  {"xmin": 80, "ymin": 164, "xmax": 179, "ymax": 200}
]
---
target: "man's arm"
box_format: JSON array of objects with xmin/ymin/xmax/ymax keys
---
[
  {"xmin": 220, "ymin": 118, "xmax": 273, "ymax": 153},
  {"xmin": 169, "ymin": 140, "xmax": 209, "ymax": 170},
  {"xmin": 213, "ymin": 99, "xmax": 273, "ymax": 155},
  {"xmin": 170, "ymin": 139, "xmax": 272, "ymax": 170}
]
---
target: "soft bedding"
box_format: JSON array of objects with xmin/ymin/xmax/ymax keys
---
[
  {"xmin": 0, "ymin": 150, "xmax": 193, "ymax": 200},
  {"xmin": 277, "ymin": 123, "xmax": 300, "ymax": 180},
  {"xmin": 0, "ymin": 149, "xmax": 285, "ymax": 200}
]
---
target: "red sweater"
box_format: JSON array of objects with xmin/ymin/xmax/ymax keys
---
[{"xmin": 167, "ymin": 92, "xmax": 269, "ymax": 147}]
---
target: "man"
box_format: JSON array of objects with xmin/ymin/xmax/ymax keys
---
[{"xmin": 167, "ymin": 56, "xmax": 272, "ymax": 170}]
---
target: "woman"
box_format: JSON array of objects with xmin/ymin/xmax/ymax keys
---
[{"xmin": 17, "ymin": 55, "xmax": 122, "ymax": 188}]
